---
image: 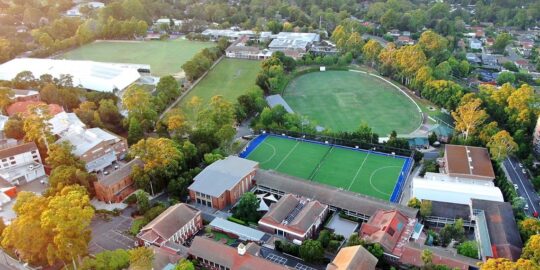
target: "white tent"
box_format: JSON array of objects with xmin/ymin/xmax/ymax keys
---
[
  {"xmin": 0, "ymin": 58, "xmax": 141, "ymax": 93},
  {"xmin": 265, "ymin": 194, "xmax": 278, "ymax": 202},
  {"xmin": 257, "ymin": 199, "xmax": 269, "ymax": 212}
]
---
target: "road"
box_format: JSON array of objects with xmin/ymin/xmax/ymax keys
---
[
  {"xmin": 0, "ymin": 249, "xmax": 29, "ymax": 270},
  {"xmin": 503, "ymin": 157, "xmax": 540, "ymax": 216}
]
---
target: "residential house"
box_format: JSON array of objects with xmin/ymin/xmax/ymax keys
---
[
  {"xmin": 397, "ymin": 35, "xmax": 414, "ymax": 46},
  {"xmin": 9, "ymin": 89, "xmax": 40, "ymax": 102},
  {"xmin": 138, "ymin": 203, "xmax": 203, "ymax": 252},
  {"xmin": 0, "ymin": 141, "xmax": 45, "ymax": 185},
  {"xmin": 471, "ymin": 199, "xmax": 523, "ymax": 261},
  {"xmin": 258, "ymin": 194, "xmax": 329, "ymax": 242},
  {"xmin": 469, "ymin": 38, "xmax": 483, "ymax": 50},
  {"xmin": 188, "ymin": 156, "xmax": 258, "ymax": 210},
  {"xmin": 94, "ymin": 158, "xmax": 143, "ymax": 203},
  {"xmin": 326, "ymin": 245, "xmax": 378, "ymax": 270},
  {"xmin": 56, "ymin": 127, "xmax": 128, "ymax": 172},
  {"xmin": 0, "ymin": 176, "xmax": 17, "ymax": 207},
  {"xmin": 466, "ymin": 53, "xmax": 481, "ymax": 64},
  {"xmin": 188, "ymin": 236, "xmax": 288, "ymax": 270},
  {"xmin": 481, "ymin": 54, "xmax": 499, "ymax": 68},
  {"xmin": 514, "ymin": 59, "xmax": 529, "ymax": 70},
  {"xmin": 6, "ymin": 101, "xmax": 64, "ymax": 117}
]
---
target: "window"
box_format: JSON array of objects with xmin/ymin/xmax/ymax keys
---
[
  {"xmin": 387, "ymin": 227, "xmax": 395, "ymax": 236},
  {"xmin": 1, "ymin": 159, "xmax": 6, "ymax": 162},
  {"xmin": 10, "ymin": 161, "xmax": 16, "ymax": 165}
]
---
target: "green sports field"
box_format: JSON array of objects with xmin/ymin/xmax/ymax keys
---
[
  {"xmin": 283, "ymin": 71, "xmax": 422, "ymax": 135},
  {"xmin": 57, "ymin": 39, "xmax": 214, "ymax": 76},
  {"xmin": 178, "ymin": 59, "xmax": 261, "ymax": 111},
  {"xmin": 245, "ymin": 136, "xmax": 407, "ymax": 201}
]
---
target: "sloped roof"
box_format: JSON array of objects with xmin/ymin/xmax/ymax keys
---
[
  {"xmin": 189, "ymin": 156, "xmax": 258, "ymax": 197},
  {"xmin": 0, "ymin": 141, "xmax": 38, "ymax": 160},
  {"xmin": 326, "ymin": 245, "xmax": 378, "ymax": 270},
  {"xmin": 359, "ymin": 210, "xmax": 410, "ymax": 253},
  {"xmin": 57, "ymin": 127, "xmax": 121, "ymax": 156},
  {"xmin": 471, "ymin": 199, "xmax": 523, "ymax": 260},
  {"xmin": 48, "ymin": 112, "xmax": 86, "ymax": 136},
  {"xmin": 6, "ymin": 101, "xmax": 64, "ymax": 117},
  {"xmin": 255, "ymin": 170, "xmax": 418, "ymax": 219},
  {"xmin": 139, "ymin": 204, "xmax": 200, "ymax": 243},
  {"xmin": 189, "ymin": 237, "xmax": 288, "ymax": 270},
  {"xmin": 209, "ymin": 217, "xmax": 265, "ymax": 242},
  {"xmin": 444, "ymin": 145, "xmax": 495, "ymax": 181},
  {"xmin": 98, "ymin": 158, "xmax": 143, "ymax": 187},
  {"xmin": 259, "ymin": 194, "xmax": 327, "ymax": 235}
]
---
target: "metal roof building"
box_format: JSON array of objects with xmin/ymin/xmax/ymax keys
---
[
  {"xmin": 209, "ymin": 217, "xmax": 266, "ymax": 242},
  {"xmin": 412, "ymin": 176, "xmax": 504, "ymax": 205},
  {"xmin": 0, "ymin": 58, "xmax": 140, "ymax": 93}
]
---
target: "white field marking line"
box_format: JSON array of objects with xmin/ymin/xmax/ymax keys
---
[
  {"xmin": 257, "ymin": 142, "xmax": 277, "ymax": 165},
  {"xmin": 368, "ymin": 166, "xmax": 403, "ymax": 197},
  {"xmin": 275, "ymin": 141, "xmax": 300, "ymax": 170},
  {"xmin": 310, "ymin": 146, "xmax": 334, "ymax": 180},
  {"xmin": 348, "ymin": 152, "xmax": 371, "ymax": 190}
]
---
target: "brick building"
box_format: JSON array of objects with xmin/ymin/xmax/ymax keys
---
[
  {"xmin": 94, "ymin": 158, "xmax": 143, "ymax": 203},
  {"xmin": 188, "ymin": 156, "xmax": 258, "ymax": 210}
]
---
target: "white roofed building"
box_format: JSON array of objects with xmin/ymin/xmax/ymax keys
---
[
  {"xmin": 56, "ymin": 127, "xmax": 127, "ymax": 172},
  {"xmin": 412, "ymin": 176, "xmax": 504, "ymax": 205},
  {"xmin": 268, "ymin": 32, "xmax": 320, "ymax": 59},
  {"xmin": 0, "ymin": 58, "xmax": 140, "ymax": 93},
  {"xmin": 48, "ymin": 112, "xmax": 87, "ymax": 137}
]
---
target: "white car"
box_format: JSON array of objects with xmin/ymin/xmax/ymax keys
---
[
  {"xmin": 519, "ymin": 163, "xmax": 523, "ymax": 168},
  {"xmin": 514, "ymin": 184, "xmax": 519, "ymax": 190},
  {"xmin": 522, "ymin": 169, "xmax": 527, "ymax": 174},
  {"xmin": 524, "ymin": 204, "xmax": 529, "ymax": 211}
]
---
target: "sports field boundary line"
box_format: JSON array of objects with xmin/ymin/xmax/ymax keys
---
[
  {"xmin": 347, "ymin": 151, "xmax": 370, "ymax": 191},
  {"xmin": 307, "ymin": 146, "xmax": 334, "ymax": 180},
  {"xmin": 368, "ymin": 165, "xmax": 402, "ymax": 198},
  {"xmin": 274, "ymin": 141, "xmax": 300, "ymax": 170}
]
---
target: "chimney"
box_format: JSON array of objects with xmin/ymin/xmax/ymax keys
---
[{"xmin": 237, "ymin": 243, "xmax": 246, "ymax": 256}]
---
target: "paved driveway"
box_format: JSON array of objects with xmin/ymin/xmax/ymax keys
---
[{"xmin": 89, "ymin": 211, "xmax": 136, "ymax": 254}]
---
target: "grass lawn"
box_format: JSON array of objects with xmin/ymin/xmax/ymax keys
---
[
  {"xmin": 212, "ymin": 231, "xmax": 236, "ymax": 245},
  {"xmin": 244, "ymin": 135, "xmax": 408, "ymax": 201},
  {"xmin": 57, "ymin": 38, "xmax": 214, "ymax": 76},
  {"xmin": 283, "ymin": 70, "xmax": 422, "ymax": 135},
  {"xmin": 178, "ymin": 59, "xmax": 261, "ymax": 113}
]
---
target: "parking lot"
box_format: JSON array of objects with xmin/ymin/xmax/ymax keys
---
[{"xmin": 89, "ymin": 210, "xmax": 136, "ymax": 254}]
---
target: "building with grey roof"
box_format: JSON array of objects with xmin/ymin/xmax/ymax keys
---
[
  {"xmin": 188, "ymin": 156, "xmax": 259, "ymax": 210},
  {"xmin": 258, "ymin": 194, "xmax": 328, "ymax": 241},
  {"xmin": 268, "ymin": 32, "xmax": 320, "ymax": 59},
  {"xmin": 254, "ymin": 170, "xmax": 418, "ymax": 220}
]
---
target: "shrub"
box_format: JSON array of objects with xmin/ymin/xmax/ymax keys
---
[
  {"xmin": 328, "ymin": 240, "xmax": 341, "ymax": 253},
  {"xmin": 227, "ymin": 216, "xmax": 247, "ymax": 226}
]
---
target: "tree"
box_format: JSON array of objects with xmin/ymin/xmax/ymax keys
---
[
  {"xmin": 421, "ymin": 249, "xmax": 433, "ymax": 266},
  {"xmin": 203, "ymin": 153, "xmax": 223, "ymax": 164},
  {"xmin": 129, "ymin": 247, "xmax": 154, "ymax": 270},
  {"xmin": 457, "ymin": 241, "xmax": 478, "ymax": 259},
  {"xmin": 98, "ymin": 99, "xmax": 123, "ymax": 132},
  {"xmin": 347, "ymin": 233, "xmax": 363, "ymax": 246},
  {"xmin": 166, "ymin": 109, "xmax": 190, "ymax": 136},
  {"xmin": 362, "ymin": 40, "xmax": 383, "ymax": 67},
  {"xmin": 318, "ymin": 230, "xmax": 331, "ymax": 248},
  {"xmin": 23, "ymin": 104, "xmax": 54, "ymax": 150},
  {"xmin": 135, "ymin": 190, "xmax": 150, "ymax": 214},
  {"xmin": 156, "ymin": 75, "xmax": 180, "ymax": 105},
  {"xmin": 418, "ymin": 30, "xmax": 448, "ymax": 59},
  {"xmin": 487, "ymin": 130, "xmax": 518, "ymax": 161},
  {"xmin": 0, "ymin": 87, "xmax": 12, "ymax": 114},
  {"xmin": 174, "ymin": 259, "xmax": 195, "ymax": 270},
  {"xmin": 81, "ymin": 249, "xmax": 130, "ymax": 270},
  {"xmin": 46, "ymin": 141, "xmax": 85, "ymax": 170},
  {"xmin": 492, "ymin": 32, "xmax": 512, "ymax": 54},
  {"xmin": 419, "ymin": 200, "xmax": 432, "ymax": 218},
  {"xmin": 233, "ymin": 192, "xmax": 259, "ymax": 223},
  {"xmin": 407, "ymin": 197, "xmax": 421, "ymax": 208},
  {"xmin": 518, "ymin": 218, "xmax": 540, "ymax": 242},
  {"xmin": 522, "ymin": 235, "xmax": 540, "ymax": 265},
  {"xmin": 452, "ymin": 97, "xmax": 488, "ymax": 140},
  {"xmin": 129, "ymin": 138, "xmax": 183, "ymax": 172},
  {"xmin": 128, "ymin": 117, "xmax": 144, "ymax": 145},
  {"xmin": 122, "ymin": 85, "xmax": 157, "ymax": 131},
  {"xmin": 75, "ymin": 101, "xmax": 100, "ymax": 127},
  {"xmin": 480, "ymin": 258, "xmax": 538, "ymax": 269},
  {"xmin": 3, "ymin": 116, "xmax": 25, "ymax": 140},
  {"xmin": 367, "ymin": 243, "xmax": 384, "ymax": 258},
  {"xmin": 299, "ymin": 240, "xmax": 324, "ymax": 263},
  {"xmin": 497, "ymin": 71, "xmax": 516, "ymax": 85},
  {"xmin": 48, "ymin": 165, "xmax": 96, "ymax": 195},
  {"xmin": 40, "ymin": 185, "xmax": 94, "ymax": 265}
]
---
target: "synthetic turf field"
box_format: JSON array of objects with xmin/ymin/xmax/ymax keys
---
[
  {"xmin": 244, "ymin": 135, "xmax": 408, "ymax": 201},
  {"xmin": 57, "ymin": 39, "xmax": 214, "ymax": 76},
  {"xmin": 178, "ymin": 59, "xmax": 261, "ymax": 114},
  {"xmin": 283, "ymin": 71, "xmax": 422, "ymax": 134}
]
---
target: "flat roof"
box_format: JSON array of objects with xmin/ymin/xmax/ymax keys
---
[
  {"xmin": 412, "ymin": 177, "xmax": 503, "ymax": 205},
  {"xmin": 445, "ymin": 144, "xmax": 495, "ymax": 180},
  {"xmin": 265, "ymin": 95, "xmax": 294, "ymax": 113},
  {"xmin": 255, "ymin": 170, "xmax": 418, "ymax": 219},
  {"xmin": 209, "ymin": 217, "xmax": 266, "ymax": 242}
]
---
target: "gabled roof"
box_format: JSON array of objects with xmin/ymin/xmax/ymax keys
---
[
  {"xmin": 57, "ymin": 127, "xmax": 121, "ymax": 156},
  {"xmin": 98, "ymin": 158, "xmax": 143, "ymax": 187},
  {"xmin": 188, "ymin": 156, "xmax": 258, "ymax": 197},
  {"xmin": 326, "ymin": 245, "xmax": 377, "ymax": 270},
  {"xmin": 360, "ymin": 210, "xmax": 410, "ymax": 253},
  {"xmin": 259, "ymin": 194, "xmax": 327, "ymax": 236},
  {"xmin": 255, "ymin": 170, "xmax": 418, "ymax": 219},
  {"xmin": 189, "ymin": 237, "xmax": 288, "ymax": 270},
  {"xmin": 0, "ymin": 142, "xmax": 38, "ymax": 160},
  {"xmin": 444, "ymin": 144, "xmax": 495, "ymax": 181},
  {"xmin": 471, "ymin": 199, "xmax": 523, "ymax": 260},
  {"xmin": 48, "ymin": 112, "xmax": 86, "ymax": 136},
  {"xmin": 138, "ymin": 204, "xmax": 200, "ymax": 244}
]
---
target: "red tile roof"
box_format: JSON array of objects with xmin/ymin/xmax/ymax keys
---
[
  {"xmin": 359, "ymin": 210, "xmax": 412, "ymax": 254},
  {"xmin": 399, "ymin": 243, "xmax": 480, "ymax": 270},
  {"xmin": 6, "ymin": 101, "xmax": 64, "ymax": 117},
  {"xmin": 189, "ymin": 236, "xmax": 288, "ymax": 270}
]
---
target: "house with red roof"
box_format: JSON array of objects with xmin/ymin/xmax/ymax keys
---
[
  {"xmin": 6, "ymin": 101, "xmax": 64, "ymax": 117},
  {"xmin": 258, "ymin": 194, "xmax": 328, "ymax": 242}
]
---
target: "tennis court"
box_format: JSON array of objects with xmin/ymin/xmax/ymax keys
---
[{"xmin": 242, "ymin": 135, "xmax": 411, "ymax": 201}]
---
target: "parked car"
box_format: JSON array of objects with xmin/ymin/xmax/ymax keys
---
[
  {"xmin": 514, "ymin": 184, "xmax": 519, "ymax": 190},
  {"xmin": 519, "ymin": 163, "xmax": 523, "ymax": 168},
  {"xmin": 524, "ymin": 204, "xmax": 529, "ymax": 211}
]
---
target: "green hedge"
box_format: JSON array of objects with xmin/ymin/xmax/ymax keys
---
[{"xmin": 227, "ymin": 216, "xmax": 247, "ymax": 226}]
